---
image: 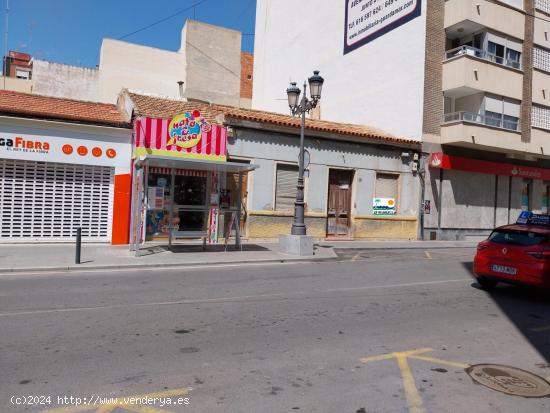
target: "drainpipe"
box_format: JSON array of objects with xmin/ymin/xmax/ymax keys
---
[{"xmin": 418, "ymin": 153, "xmax": 426, "ymax": 241}]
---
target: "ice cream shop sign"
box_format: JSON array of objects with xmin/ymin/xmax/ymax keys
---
[{"xmin": 133, "ymin": 111, "xmax": 226, "ymax": 161}]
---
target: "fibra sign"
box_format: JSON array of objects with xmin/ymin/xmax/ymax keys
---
[{"xmin": 0, "ymin": 136, "xmax": 50, "ymax": 153}]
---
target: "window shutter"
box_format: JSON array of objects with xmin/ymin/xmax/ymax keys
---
[
  {"xmin": 275, "ymin": 164, "xmax": 298, "ymax": 211},
  {"xmin": 376, "ymin": 173, "xmax": 399, "ymax": 200}
]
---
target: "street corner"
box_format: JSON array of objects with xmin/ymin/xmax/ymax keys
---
[{"xmin": 39, "ymin": 387, "xmax": 191, "ymax": 413}]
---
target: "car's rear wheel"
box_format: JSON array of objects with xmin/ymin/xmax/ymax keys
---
[{"xmin": 477, "ymin": 276, "xmax": 498, "ymax": 290}]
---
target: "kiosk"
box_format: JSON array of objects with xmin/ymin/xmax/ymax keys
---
[{"xmin": 129, "ymin": 112, "xmax": 257, "ymax": 256}]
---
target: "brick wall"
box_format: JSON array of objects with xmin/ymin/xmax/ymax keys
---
[
  {"xmin": 422, "ymin": 0, "xmax": 446, "ymax": 136},
  {"xmin": 240, "ymin": 52, "xmax": 254, "ymax": 100}
]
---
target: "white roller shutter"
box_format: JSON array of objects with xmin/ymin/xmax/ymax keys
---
[{"xmin": 0, "ymin": 159, "xmax": 114, "ymax": 242}]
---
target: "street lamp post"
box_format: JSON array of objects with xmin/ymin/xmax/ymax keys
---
[{"xmin": 286, "ymin": 70, "xmax": 324, "ymax": 236}]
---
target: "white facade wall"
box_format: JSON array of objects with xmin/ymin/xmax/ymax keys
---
[
  {"xmin": 252, "ymin": 0, "xmax": 428, "ymax": 140},
  {"xmin": 98, "ymin": 39, "xmax": 187, "ymax": 103},
  {"xmin": 32, "ymin": 60, "xmax": 100, "ymax": 101}
]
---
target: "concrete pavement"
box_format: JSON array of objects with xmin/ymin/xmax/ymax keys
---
[
  {"xmin": 0, "ymin": 240, "xmax": 477, "ymax": 273},
  {"xmin": 1, "ymin": 247, "xmax": 549, "ymax": 412}
]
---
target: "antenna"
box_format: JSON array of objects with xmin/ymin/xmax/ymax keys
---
[{"xmin": 3, "ymin": 0, "xmax": 9, "ymax": 89}]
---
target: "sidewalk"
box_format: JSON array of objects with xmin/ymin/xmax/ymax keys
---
[{"xmin": 0, "ymin": 240, "xmax": 478, "ymax": 273}]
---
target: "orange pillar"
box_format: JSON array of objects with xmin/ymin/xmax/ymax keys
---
[{"xmin": 111, "ymin": 173, "xmax": 132, "ymax": 244}]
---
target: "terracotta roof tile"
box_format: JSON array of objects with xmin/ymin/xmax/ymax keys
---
[
  {"xmin": 126, "ymin": 91, "xmax": 418, "ymax": 146},
  {"xmin": 0, "ymin": 90, "xmax": 129, "ymax": 127}
]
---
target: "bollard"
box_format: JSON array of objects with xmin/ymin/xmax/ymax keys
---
[{"xmin": 75, "ymin": 227, "xmax": 82, "ymax": 264}]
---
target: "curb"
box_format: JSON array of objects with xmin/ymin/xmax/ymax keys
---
[{"xmin": 0, "ymin": 255, "xmax": 337, "ymax": 274}]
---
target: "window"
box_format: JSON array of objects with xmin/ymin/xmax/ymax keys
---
[
  {"xmin": 275, "ymin": 164, "xmax": 298, "ymax": 211},
  {"xmin": 483, "ymin": 95, "xmax": 520, "ymax": 130},
  {"xmin": 485, "ymin": 111, "xmax": 503, "ymax": 128},
  {"xmin": 375, "ymin": 173, "xmax": 399, "ymax": 211},
  {"xmin": 489, "ymin": 229, "xmax": 546, "ymax": 246},
  {"xmin": 543, "ymin": 184, "xmax": 549, "ymax": 214},
  {"xmin": 15, "ymin": 69, "xmax": 30, "ymax": 80},
  {"xmin": 534, "ymin": 47, "xmax": 550, "ymax": 73},
  {"xmin": 535, "ymin": 0, "xmax": 550, "ymax": 15},
  {"xmin": 486, "ymin": 33, "xmax": 522, "ymax": 69},
  {"xmin": 532, "ymin": 105, "xmax": 550, "ymax": 130}
]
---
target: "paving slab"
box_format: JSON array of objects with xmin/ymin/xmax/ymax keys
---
[{"xmin": 0, "ymin": 242, "xmax": 337, "ymax": 273}]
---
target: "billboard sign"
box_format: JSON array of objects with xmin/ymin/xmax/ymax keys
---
[{"xmin": 344, "ymin": 0, "xmax": 422, "ymax": 55}]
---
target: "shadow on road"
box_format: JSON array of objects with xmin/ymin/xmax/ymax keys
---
[{"xmin": 462, "ymin": 261, "xmax": 550, "ymax": 363}]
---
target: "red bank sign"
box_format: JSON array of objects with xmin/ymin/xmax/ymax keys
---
[{"xmin": 428, "ymin": 152, "xmax": 550, "ymax": 181}]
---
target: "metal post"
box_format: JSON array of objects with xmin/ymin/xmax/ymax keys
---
[
  {"xmin": 291, "ymin": 81, "xmax": 307, "ymax": 236},
  {"xmin": 236, "ymin": 171, "xmax": 243, "ymax": 250},
  {"xmin": 75, "ymin": 227, "xmax": 82, "ymax": 264}
]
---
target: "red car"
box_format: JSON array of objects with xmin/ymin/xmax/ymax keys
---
[{"xmin": 474, "ymin": 213, "xmax": 550, "ymax": 290}]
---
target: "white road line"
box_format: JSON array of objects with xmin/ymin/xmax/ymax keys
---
[{"xmin": 0, "ymin": 278, "xmax": 470, "ymax": 318}]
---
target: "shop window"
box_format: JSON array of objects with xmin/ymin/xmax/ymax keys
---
[
  {"xmin": 375, "ymin": 173, "xmax": 399, "ymax": 211},
  {"xmin": 542, "ymin": 184, "xmax": 550, "ymax": 214},
  {"xmin": 275, "ymin": 164, "xmax": 298, "ymax": 211},
  {"xmin": 521, "ymin": 180, "xmax": 532, "ymax": 211}
]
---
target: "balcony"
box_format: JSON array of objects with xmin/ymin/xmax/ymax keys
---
[
  {"xmin": 445, "ymin": 0, "xmax": 525, "ymax": 41},
  {"xmin": 442, "ymin": 51, "xmax": 523, "ymax": 100},
  {"xmin": 445, "ymin": 46, "xmax": 521, "ymax": 70},
  {"xmin": 441, "ymin": 111, "xmax": 523, "ymax": 153},
  {"xmin": 443, "ymin": 111, "xmax": 521, "ymax": 132}
]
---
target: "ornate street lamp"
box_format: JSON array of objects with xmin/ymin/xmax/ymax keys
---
[{"xmin": 286, "ymin": 70, "xmax": 324, "ymax": 236}]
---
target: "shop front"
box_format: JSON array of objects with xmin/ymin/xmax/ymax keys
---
[
  {"xmin": 0, "ymin": 116, "xmax": 132, "ymax": 243},
  {"xmin": 129, "ymin": 112, "xmax": 257, "ymax": 255},
  {"xmin": 424, "ymin": 152, "xmax": 550, "ymax": 240}
]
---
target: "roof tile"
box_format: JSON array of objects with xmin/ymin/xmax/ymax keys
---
[
  {"xmin": 0, "ymin": 90, "xmax": 129, "ymax": 127},
  {"xmin": 126, "ymin": 91, "xmax": 418, "ymax": 146}
]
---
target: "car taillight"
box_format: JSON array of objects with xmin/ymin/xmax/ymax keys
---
[
  {"xmin": 477, "ymin": 244, "xmax": 488, "ymax": 251},
  {"xmin": 526, "ymin": 251, "xmax": 550, "ymax": 260}
]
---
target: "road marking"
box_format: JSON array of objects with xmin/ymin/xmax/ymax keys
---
[
  {"xmin": 361, "ymin": 348, "xmax": 470, "ymax": 413},
  {"xmin": 41, "ymin": 387, "xmax": 189, "ymax": 413},
  {"xmin": 351, "ymin": 252, "xmax": 362, "ymax": 261},
  {"xmin": 424, "ymin": 251, "xmax": 432, "ymax": 260},
  {"xmin": 0, "ymin": 278, "xmax": 470, "ymax": 318},
  {"xmin": 532, "ymin": 325, "xmax": 550, "ymax": 332}
]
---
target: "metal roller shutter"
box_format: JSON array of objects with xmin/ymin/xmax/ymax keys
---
[
  {"xmin": 0, "ymin": 159, "xmax": 114, "ymax": 242},
  {"xmin": 275, "ymin": 164, "xmax": 298, "ymax": 211}
]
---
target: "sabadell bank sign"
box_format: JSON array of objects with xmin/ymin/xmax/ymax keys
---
[{"xmin": 344, "ymin": 0, "xmax": 421, "ymax": 54}]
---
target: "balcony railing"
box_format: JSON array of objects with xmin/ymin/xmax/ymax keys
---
[
  {"xmin": 444, "ymin": 45, "xmax": 522, "ymax": 70},
  {"xmin": 443, "ymin": 111, "xmax": 521, "ymax": 132}
]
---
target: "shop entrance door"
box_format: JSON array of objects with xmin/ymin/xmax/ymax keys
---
[{"xmin": 326, "ymin": 169, "xmax": 353, "ymax": 238}]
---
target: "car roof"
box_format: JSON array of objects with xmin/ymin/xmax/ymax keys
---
[{"xmin": 495, "ymin": 224, "xmax": 550, "ymax": 235}]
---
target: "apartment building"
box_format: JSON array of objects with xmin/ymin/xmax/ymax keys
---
[{"xmin": 253, "ymin": 0, "xmax": 550, "ymax": 240}]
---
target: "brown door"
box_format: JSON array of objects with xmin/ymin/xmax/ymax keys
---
[{"xmin": 327, "ymin": 169, "xmax": 353, "ymax": 238}]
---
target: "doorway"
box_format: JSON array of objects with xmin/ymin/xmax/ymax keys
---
[{"xmin": 326, "ymin": 169, "xmax": 354, "ymax": 238}]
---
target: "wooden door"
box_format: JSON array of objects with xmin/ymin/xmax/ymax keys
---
[{"xmin": 327, "ymin": 170, "xmax": 353, "ymax": 238}]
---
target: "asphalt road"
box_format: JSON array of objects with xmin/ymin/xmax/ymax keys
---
[{"xmin": 1, "ymin": 247, "xmax": 549, "ymax": 413}]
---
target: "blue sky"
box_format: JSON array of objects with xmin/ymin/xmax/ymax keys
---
[{"xmin": 3, "ymin": 0, "xmax": 256, "ymax": 67}]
